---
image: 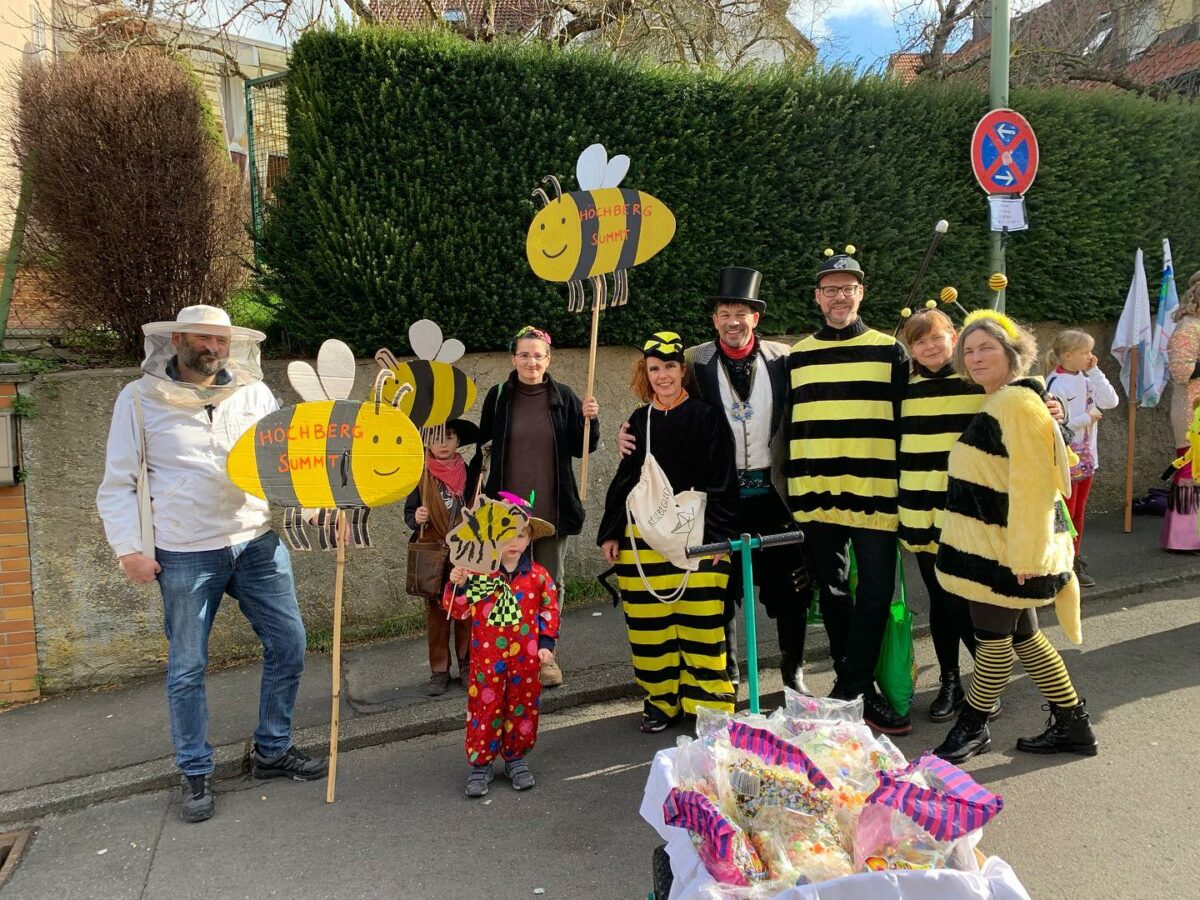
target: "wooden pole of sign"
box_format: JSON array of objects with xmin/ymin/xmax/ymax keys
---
[
  {"xmin": 1123, "ymin": 348, "xmax": 1138, "ymax": 534},
  {"xmin": 578, "ymin": 279, "xmax": 604, "ymax": 501},
  {"xmin": 326, "ymin": 510, "xmax": 347, "ymax": 803}
]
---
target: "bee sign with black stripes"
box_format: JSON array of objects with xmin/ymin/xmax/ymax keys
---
[
  {"xmin": 226, "ymin": 337, "xmax": 425, "ymax": 804},
  {"xmin": 524, "ymin": 143, "xmax": 677, "ymax": 498},
  {"xmin": 227, "ymin": 338, "xmax": 425, "ymax": 551}
]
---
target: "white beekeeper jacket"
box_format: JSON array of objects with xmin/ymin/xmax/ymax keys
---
[{"xmin": 96, "ymin": 328, "xmax": 276, "ymax": 557}]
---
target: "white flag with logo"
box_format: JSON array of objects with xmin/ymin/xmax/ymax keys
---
[
  {"xmin": 1112, "ymin": 248, "xmax": 1153, "ymax": 404},
  {"xmin": 1143, "ymin": 238, "xmax": 1179, "ymax": 407}
]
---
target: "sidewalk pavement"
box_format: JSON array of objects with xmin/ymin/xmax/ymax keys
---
[{"xmin": 1, "ymin": 510, "xmax": 1194, "ymax": 826}]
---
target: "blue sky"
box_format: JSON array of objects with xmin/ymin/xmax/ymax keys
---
[{"xmin": 796, "ymin": 1, "xmax": 911, "ymax": 72}]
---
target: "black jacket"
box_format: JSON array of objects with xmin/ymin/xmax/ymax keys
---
[
  {"xmin": 685, "ymin": 339, "xmax": 791, "ymax": 452},
  {"xmin": 597, "ymin": 398, "xmax": 738, "ymax": 546},
  {"xmin": 470, "ymin": 371, "xmax": 600, "ymax": 537}
]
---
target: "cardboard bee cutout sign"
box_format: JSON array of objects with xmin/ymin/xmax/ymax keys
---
[
  {"xmin": 526, "ymin": 143, "xmax": 676, "ymax": 312},
  {"xmin": 446, "ymin": 493, "xmax": 553, "ymax": 575},
  {"xmin": 375, "ymin": 320, "xmax": 477, "ymax": 442},
  {"xmin": 227, "ymin": 339, "xmax": 425, "ymax": 551}
]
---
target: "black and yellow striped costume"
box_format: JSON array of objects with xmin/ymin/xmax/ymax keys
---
[
  {"xmin": 598, "ymin": 397, "xmax": 738, "ymax": 721},
  {"xmin": 898, "ymin": 365, "xmax": 985, "ymax": 553},
  {"xmin": 935, "ymin": 379, "xmax": 1081, "ymax": 643},
  {"xmin": 787, "ymin": 320, "xmax": 908, "ymax": 531}
]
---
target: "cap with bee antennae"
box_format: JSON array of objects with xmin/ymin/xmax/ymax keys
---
[{"xmin": 816, "ymin": 243, "xmax": 864, "ymax": 284}]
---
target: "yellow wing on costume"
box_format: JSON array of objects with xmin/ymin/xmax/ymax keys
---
[{"xmin": 1172, "ymin": 405, "xmax": 1200, "ymax": 469}]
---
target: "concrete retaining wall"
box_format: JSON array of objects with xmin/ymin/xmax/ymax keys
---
[{"xmin": 19, "ymin": 320, "xmax": 1176, "ymax": 691}]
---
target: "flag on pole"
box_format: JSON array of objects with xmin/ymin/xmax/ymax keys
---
[
  {"xmin": 1112, "ymin": 248, "xmax": 1153, "ymax": 403},
  {"xmin": 1143, "ymin": 238, "xmax": 1179, "ymax": 408}
]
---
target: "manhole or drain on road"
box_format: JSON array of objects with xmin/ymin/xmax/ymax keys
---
[{"xmin": 0, "ymin": 829, "xmax": 36, "ymax": 887}]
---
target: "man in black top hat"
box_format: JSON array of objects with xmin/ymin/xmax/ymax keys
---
[{"xmin": 618, "ymin": 266, "xmax": 811, "ymax": 694}]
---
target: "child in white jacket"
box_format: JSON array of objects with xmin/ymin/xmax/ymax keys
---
[{"xmin": 1045, "ymin": 330, "xmax": 1120, "ymax": 587}]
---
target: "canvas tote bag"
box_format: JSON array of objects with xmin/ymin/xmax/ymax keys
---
[{"xmin": 625, "ymin": 405, "xmax": 707, "ymax": 601}]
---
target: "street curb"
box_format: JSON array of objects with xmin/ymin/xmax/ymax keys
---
[{"xmin": 0, "ymin": 567, "xmax": 1189, "ymax": 826}]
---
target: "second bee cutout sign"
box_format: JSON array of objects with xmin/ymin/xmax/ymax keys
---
[{"xmin": 524, "ymin": 143, "xmax": 676, "ymax": 499}]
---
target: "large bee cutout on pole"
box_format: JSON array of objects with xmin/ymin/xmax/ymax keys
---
[
  {"xmin": 227, "ymin": 339, "xmax": 425, "ymax": 551},
  {"xmin": 526, "ymin": 143, "xmax": 676, "ymax": 313},
  {"xmin": 374, "ymin": 319, "xmax": 478, "ymax": 443},
  {"xmin": 525, "ymin": 143, "xmax": 677, "ymax": 499}
]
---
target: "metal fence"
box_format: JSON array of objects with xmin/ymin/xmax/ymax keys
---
[{"xmin": 245, "ymin": 71, "xmax": 289, "ymax": 258}]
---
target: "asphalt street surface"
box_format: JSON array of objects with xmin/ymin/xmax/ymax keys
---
[{"xmin": 3, "ymin": 581, "xmax": 1198, "ymax": 900}]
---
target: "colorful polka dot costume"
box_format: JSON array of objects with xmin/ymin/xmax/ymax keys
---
[{"xmin": 444, "ymin": 556, "xmax": 559, "ymax": 766}]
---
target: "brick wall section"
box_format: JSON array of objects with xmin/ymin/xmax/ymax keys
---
[{"xmin": 0, "ymin": 381, "xmax": 37, "ymax": 702}]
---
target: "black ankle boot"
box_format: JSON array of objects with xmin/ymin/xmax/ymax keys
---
[
  {"xmin": 929, "ymin": 669, "xmax": 965, "ymax": 722},
  {"xmin": 1015, "ymin": 701, "xmax": 1098, "ymax": 756},
  {"xmin": 933, "ymin": 704, "xmax": 992, "ymax": 765}
]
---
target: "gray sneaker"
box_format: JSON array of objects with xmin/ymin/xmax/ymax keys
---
[
  {"xmin": 465, "ymin": 763, "xmax": 494, "ymax": 798},
  {"xmin": 504, "ymin": 757, "xmax": 536, "ymax": 791},
  {"xmin": 180, "ymin": 774, "xmax": 214, "ymax": 823}
]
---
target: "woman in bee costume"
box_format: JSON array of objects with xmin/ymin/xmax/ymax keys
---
[{"xmin": 598, "ymin": 332, "xmax": 738, "ymax": 733}]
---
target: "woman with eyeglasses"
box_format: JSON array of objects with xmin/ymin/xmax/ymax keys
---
[{"xmin": 473, "ymin": 325, "xmax": 600, "ymax": 687}]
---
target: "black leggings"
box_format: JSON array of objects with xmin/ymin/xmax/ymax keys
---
[
  {"xmin": 968, "ymin": 603, "xmax": 1039, "ymax": 641},
  {"xmin": 916, "ymin": 552, "xmax": 976, "ymax": 673}
]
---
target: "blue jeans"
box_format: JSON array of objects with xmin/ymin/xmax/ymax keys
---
[{"xmin": 157, "ymin": 531, "xmax": 306, "ymax": 776}]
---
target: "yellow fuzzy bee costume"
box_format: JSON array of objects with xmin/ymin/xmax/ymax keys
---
[{"xmin": 935, "ymin": 378, "xmax": 1082, "ymax": 645}]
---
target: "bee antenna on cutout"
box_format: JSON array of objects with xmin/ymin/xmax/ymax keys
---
[
  {"xmin": 373, "ymin": 370, "xmax": 394, "ymax": 414},
  {"xmin": 375, "ymin": 348, "xmax": 398, "ymax": 371},
  {"xmin": 532, "ymin": 187, "xmax": 550, "ymax": 207},
  {"xmin": 390, "ymin": 383, "xmax": 412, "ymax": 409},
  {"xmin": 541, "ymin": 175, "xmax": 562, "ymax": 200}
]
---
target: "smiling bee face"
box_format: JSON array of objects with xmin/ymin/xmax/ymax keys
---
[
  {"xmin": 526, "ymin": 194, "xmax": 582, "ymax": 282},
  {"xmin": 349, "ymin": 402, "xmax": 424, "ymax": 507}
]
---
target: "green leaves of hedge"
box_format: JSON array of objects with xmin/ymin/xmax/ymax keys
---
[{"xmin": 259, "ymin": 27, "xmax": 1200, "ymax": 354}]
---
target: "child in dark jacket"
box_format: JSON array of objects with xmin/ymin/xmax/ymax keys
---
[
  {"xmin": 444, "ymin": 504, "xmax": 559, "ymax": 798},
  {"xmin": 403, "ymin": 419, "xmax": 479, "ymax": 696}
]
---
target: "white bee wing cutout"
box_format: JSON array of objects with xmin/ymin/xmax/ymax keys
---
[
  {"xmin": 576, "ymin": 143, "xmax": 608, "ymax": 191},
  {"xmin": 408, "ymin": 319, "xmax": 444, "ymax": 361},
  {"xmin": 434, "ymin": 338, "xmax": 466, "ymax": 363},
  {"xmin": 600, "ymin": 154, "xmax": 630, "ymax": 188},
  {"xmin": 287, "ymin": 361, "xmax": 328, "ymax": 402},
  {"xmin": 315, "ymin": 339, "xmax": 357, "ymax": 400}
]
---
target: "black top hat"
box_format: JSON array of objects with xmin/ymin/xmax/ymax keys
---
[
  {"xmin": 816, "ymin": 253, "xmax": 864, "ymax": 285},
  {"xmin": 711, "ymin": 267, "xmax": 765, "ymax": 313},
  {"xmin": 443, "ymin": 418, "xmax": 480, "ymax": 446}
]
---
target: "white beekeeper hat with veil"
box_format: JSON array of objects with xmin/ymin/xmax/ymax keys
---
[{"xmin": 139, "ymin": 304, "xmax": 267, "ymax": 407}]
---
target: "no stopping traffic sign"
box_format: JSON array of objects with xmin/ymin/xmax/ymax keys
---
[{"xmin": 971, "ymin": 108, "xmax": 1039, "ymax": 195}]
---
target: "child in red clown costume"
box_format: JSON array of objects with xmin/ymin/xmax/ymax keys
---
[{"xmin": 444, "ymin": 500, "xmax": 559, "ymax": 798}]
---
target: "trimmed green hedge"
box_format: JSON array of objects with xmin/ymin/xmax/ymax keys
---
[{"xmin": 259, "ymin": 26, "xmax": 1200, "ymax": 354}]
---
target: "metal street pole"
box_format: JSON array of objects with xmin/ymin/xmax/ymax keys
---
[{"xmin": 989, "ymin": 0, "xmax": 1011, "ymax": 311}]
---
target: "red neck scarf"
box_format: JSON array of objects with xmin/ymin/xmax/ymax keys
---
[
  {"xmin": 426, "ymin": 453, "xmax": 467, "ymax": 497},
  {"xmin": 719, "ymin": 334, "xmax": 757, "ymax": 360}
]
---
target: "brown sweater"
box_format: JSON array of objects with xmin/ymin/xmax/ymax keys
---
[{"xmin": 504, "ymin": 381, "xmax": 559, "ymax": 527}]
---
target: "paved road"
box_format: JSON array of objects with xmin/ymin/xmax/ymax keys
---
[{"xmin": 4, "ymin": 582, "xmax": 1198, "ymax": 899}]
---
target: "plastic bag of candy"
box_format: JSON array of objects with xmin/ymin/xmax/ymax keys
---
[
  {"xmin": 783, "ymin": 687, "xmax": 865, "ymax": 723},
  {"xmin": 747, "ymin": 802, "xmax": 856, "ymax": 886},
  {"xmin": 663, "ymin": 786, "xmax": 769, "ymax": 887},
  {"xmin": 854, "ymin": 752, "xmax": 1004, "ymax": 874}
]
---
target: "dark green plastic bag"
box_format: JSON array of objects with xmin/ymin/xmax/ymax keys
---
[{"xmin": 874, "ymin": 552, "xmax": 915, "ymax": 716}]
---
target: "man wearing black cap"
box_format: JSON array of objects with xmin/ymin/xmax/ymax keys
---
[
  {"xmin": 618, "ymin": 267, "xmax": 810, "ymax": 693},
  {"xmin": 787, "ymin": 250, "xmax": 911, "ymax": 735}
]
